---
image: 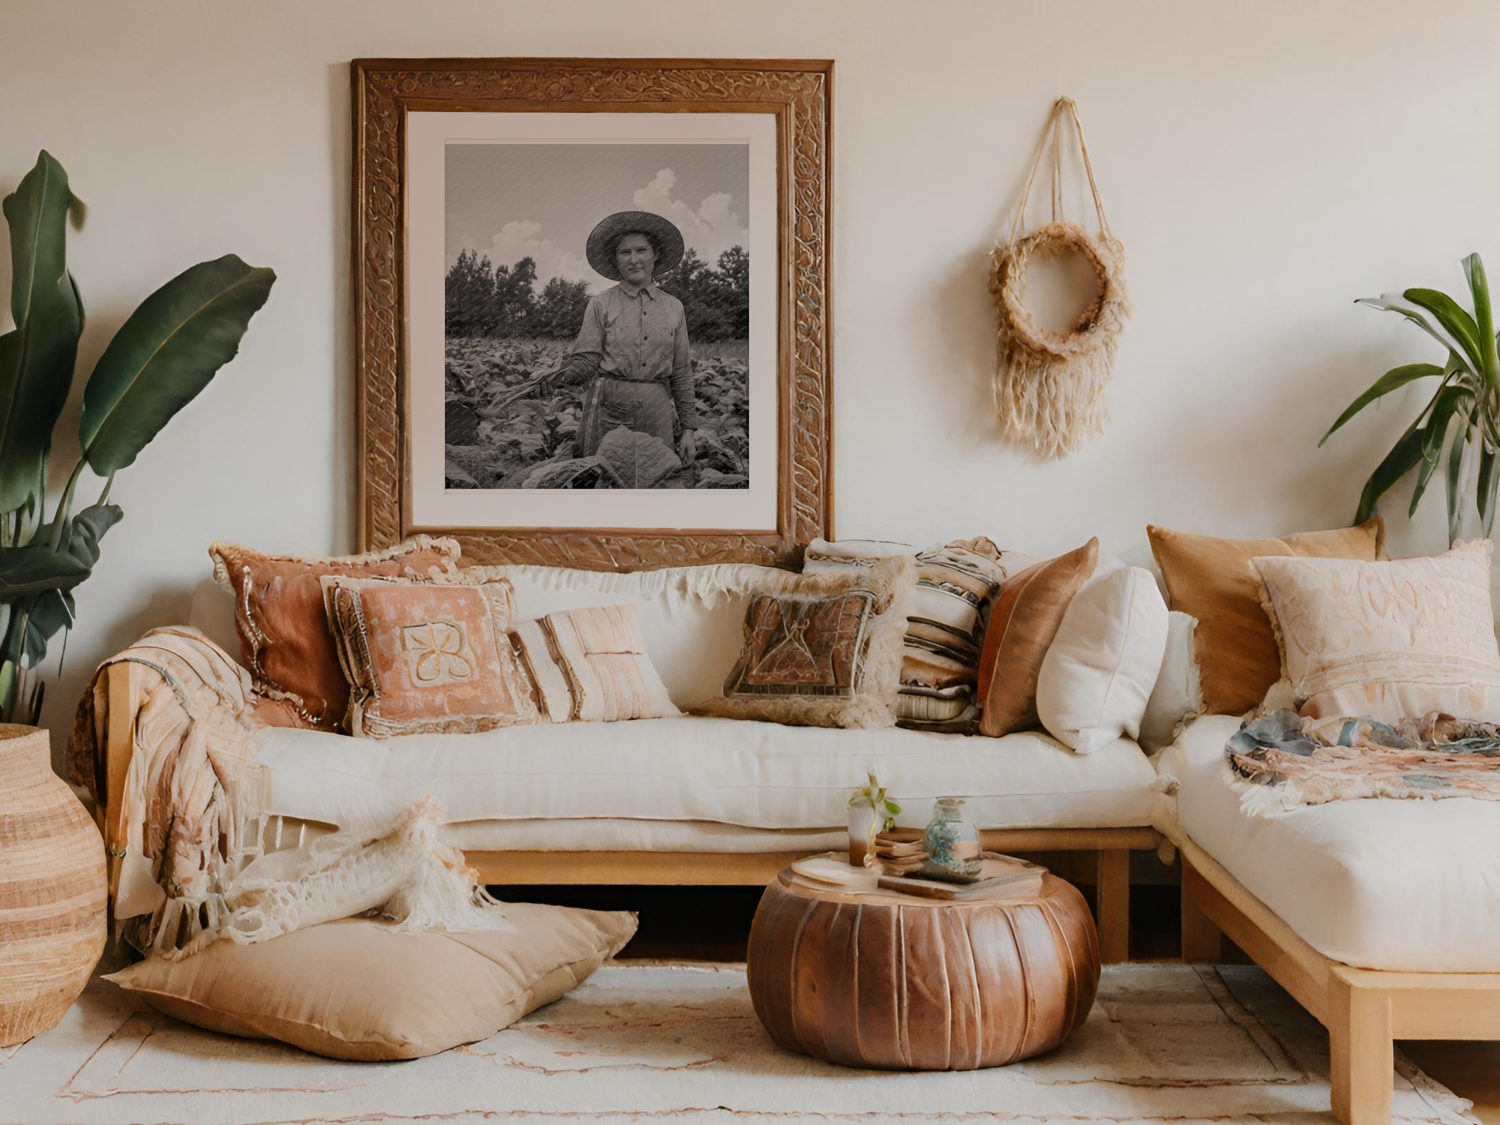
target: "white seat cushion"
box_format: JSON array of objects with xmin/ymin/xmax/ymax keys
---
[
  {"xmin": 1158, "ymin": 715, "xmax": 1500, "ymax": 972},
  {"xmin": 225, "ymin": 717, "xmax": 1158, "ymax": 841}
]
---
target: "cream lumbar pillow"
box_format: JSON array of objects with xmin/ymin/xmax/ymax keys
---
[
  {"xmin": 105, "ymin": 903, "xmax": 637, "ymax": 1061},
  {"xmin": 1253, "ymin": 539, "xmax": 1500, "ymax": 722},
  {"xmin": 1035, "ymin": 565, "xmax": 1169, "ymax": 753}
]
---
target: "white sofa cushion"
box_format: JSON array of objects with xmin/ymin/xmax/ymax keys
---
[
  {"xmin": 224, "ymin": 717, "xmax": 1159, "ymax": 839},
  {"xmin": 1158, "ymin": 714, "xmax": 1500, "ymax": 972}
]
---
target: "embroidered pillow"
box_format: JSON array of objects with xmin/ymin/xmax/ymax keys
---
[
  {"xmin": 698, "ymin": 555, "xmax": 916, "ymax": 729},
  {"xmin": 323, "ymin": 574, "xmax": 539, "ymax": 738},
  {"xmin": 977, "ymin": 538, "xmax": 1099, "ymax": 738},
  {"xmin": 1147, "ymin": 519, "xmax": 1386, "ymax": 716},
  {"xmin": 210, "ymin": 537, "xmax": 461, "ymax": 730},
  {"xmin": 1253, "ymin": 540, "xmax": 1500, "ymax": 723},
  {"xmin": 510, "ymin": 603, "xmax": 679, "ymax": 723},
  {"xmin": 803, "ymin": 538, "xmax": 1031, "ymax": 731}
]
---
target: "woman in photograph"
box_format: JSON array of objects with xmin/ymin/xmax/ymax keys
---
[{"xmin": 545, "ymin": 210, "xmax": 710, "ymax": 466}]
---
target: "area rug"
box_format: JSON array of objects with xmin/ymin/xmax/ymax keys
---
[{"xmin": 0, "ymin": 962, "xmax": 1476, "ymax": 1124}]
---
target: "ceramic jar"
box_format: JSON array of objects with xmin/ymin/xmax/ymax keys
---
[
  {"xmin": 921, "ymin": 796, "xmax": 983, "ymax": 882},
  {"xmin": 0, "ymin": 725, "xmax": 107, "ymax": 1046}
]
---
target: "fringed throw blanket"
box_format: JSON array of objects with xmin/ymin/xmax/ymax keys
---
[
  {"xmin": 70, "ymin": 627, "xmax": 512, "ymax": 960},
  {"xmin": 1227, "ymin": 708, "xmax": 1500, "ymax": 816}
]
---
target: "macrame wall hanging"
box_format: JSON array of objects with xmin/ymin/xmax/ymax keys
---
[{"xmin": 990, "ymin": 97, "xmax": 1129, "ymax": 460}]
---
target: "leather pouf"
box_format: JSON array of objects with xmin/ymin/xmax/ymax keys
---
[
  {"xmin": 0, "ymin": 724, "xmax": 106, "ymax": 1046},
  {"xmin": 747, "ymin": 871, "xmax": 1099, "ymax": 1070}
]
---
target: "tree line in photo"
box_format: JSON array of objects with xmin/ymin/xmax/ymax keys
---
[{"xmin": 445, "ymin": 244, "xmax": 750, "ymax": 342}]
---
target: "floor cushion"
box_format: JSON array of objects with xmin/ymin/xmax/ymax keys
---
[
  {"xmin": 104, "ymin": 903, "xmax": 637, "ymax": 1060},
  {"xmin": 1159, "ymin": 714, "xmax": 1500, "ymax": 972}
]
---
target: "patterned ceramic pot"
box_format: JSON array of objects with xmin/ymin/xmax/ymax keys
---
[
  {"xmin": 921, "ymin": 796, "xmax": 983, "ymax": 882},
  {"xmin": 0, "ymin": 725, "xmax": 106, "ymax": 1046}
]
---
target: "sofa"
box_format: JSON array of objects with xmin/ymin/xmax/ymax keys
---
[{"xmin": 89, "ymin": 556, "xmax": 1168, "ymax": 965}]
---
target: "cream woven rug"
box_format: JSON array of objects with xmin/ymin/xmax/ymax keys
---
[{"xmin": 1, "ymin": 963, "xmax": 1475, "ymax": 1124}]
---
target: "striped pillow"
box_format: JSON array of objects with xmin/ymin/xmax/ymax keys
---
[
  {"xmin": 803, "ymin": 538, "xmax": 1032, "ymax": 732},
  {"xmin": 510, "ymin": 604, "xmax": 680, "ymax": 723}
]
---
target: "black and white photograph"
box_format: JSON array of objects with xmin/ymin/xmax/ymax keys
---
[{"xmin": 443, "ymin": 142, "xmax": 751, "ymax": 491}]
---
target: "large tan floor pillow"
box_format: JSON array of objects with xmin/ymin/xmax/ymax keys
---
[{"xmin": 105, "ymin": 903, "xmax": 637, "ymax": 1060}]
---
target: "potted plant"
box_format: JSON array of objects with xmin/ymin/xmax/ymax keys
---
[
  {"xmin": 0, "ymin": 151, "xmax": 274, "ymax": 723},
  {"xmin": 1323, "ymin": 253, "xmax": 1500, "ymax": 544},
  {"xmin": 846, "ymin": 772, "xmax": 901, "ymax": 866}
]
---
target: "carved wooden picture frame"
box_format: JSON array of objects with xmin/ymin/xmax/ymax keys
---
[{"xmin": 351, "ymin": 58, "xmax": 833, "ymax": 570}]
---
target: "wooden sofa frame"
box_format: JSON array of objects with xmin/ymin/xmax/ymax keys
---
[
  {"xmin": 1178, "ymin": 835, "xmax": 1500, "ymax": 1125},
  {"xmin": 99, "ymin": 662, "xmax": 1158, "ymax": 963}
]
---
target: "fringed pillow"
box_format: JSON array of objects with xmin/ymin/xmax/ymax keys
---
[
  {"xmin": 210, "ymin": 537, "xmax": 461, "ymax": 730},
  {"xmin": 322, "ymin": 574, "xmax": 540, "ymax": 738},
  {"xmin": 697, "ymin": 555, "xmax": 916, "ymax": 729},
  {"xmin": 510, "ymin": 603, "xmax": 680, "ymax": 723}
]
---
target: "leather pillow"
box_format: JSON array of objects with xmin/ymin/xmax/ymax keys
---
[
  {"xmin": 1147, "ymin": 518, "xmax": 1385, "ymax": 716},
  {"xmin": 104, "ymin": 904, "xmax": 637, "ymax": 1061},
  {"xmin": 977, "ymin": 539, "xmax": 1099, "ymax": 738},
  {"xmin": 210, "ymin": 537, "xmax": 461, "ymax": 730}
]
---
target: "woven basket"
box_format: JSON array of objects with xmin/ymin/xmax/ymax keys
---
[{"xmin": 0, "ymin": 724, "xmax": 106, "ymax": 1046}]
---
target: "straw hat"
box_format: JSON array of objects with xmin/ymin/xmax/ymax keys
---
[{"xmin": 585, "ymin": 211, "xmax": 685, "ymax": 281}]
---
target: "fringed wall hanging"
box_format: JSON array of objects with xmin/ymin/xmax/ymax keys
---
[{"xmin": 990, "ymin": 97, "xmax": 1129, "ymax": 460}]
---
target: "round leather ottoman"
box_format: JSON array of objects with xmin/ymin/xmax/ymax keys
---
[{"xmin": 747, "ymin": 869, "xmax": 1099, "ymax": 1070}]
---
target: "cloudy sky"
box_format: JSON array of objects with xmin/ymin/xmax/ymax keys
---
[{"xmin": 445, "ymin": 142, "xmax": 748, "ymax": 294}]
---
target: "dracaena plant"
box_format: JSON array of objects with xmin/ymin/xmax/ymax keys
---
[
  {"xmin": 0, "ymin": 151, "xmax": 274, "ymax": 725},
  {"xmin": 1322, "ymin": 253, "xmax": 1500, "ymax": 544}
]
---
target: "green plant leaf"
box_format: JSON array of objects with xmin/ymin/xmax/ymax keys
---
[
  {"xmin": 1404, "ymin": 288, "xmax": 1483, "ymax": 373},
  {"xmin": 79, "ymin": 254, "xmax": 275, "ymax": 474},
  {"xmin": 1481, "ymin": 446, "xmax": 1500, "ymax": 537},
  {"xmin": 1462, "ymin": 253, "xmax": 1500, "ymax": 392},
  {"xmin": 60, "ymin": 503, "xmax": 122, "ymax": 568},
  {"xmin": 1320, "ymin": 363, "xmax": 1443, "ymax": 446},
  {"xmin": 1411, "ymin": 387, "xmax": 1469, "ymax": 516},
  {"xmin": 1447, "ymin": 417, "xmax": 1471, "ymax": 544},
  {"xmin": 0, "ymin": 542, "xmax": 90, "ymax": 598},
  {"xmin": 0, "ymin": 151, "xmax": 85, "ymax": 513},
  {"xmin": 1357, "ymin": 295, "xmax": 1472, "ymax": 369},
  {"xmin": 1355, "ymin": 423, "xmax": 1425, "ymax": 524}
]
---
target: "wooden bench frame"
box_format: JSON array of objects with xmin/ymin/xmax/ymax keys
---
[
  {"xmin": 100, "ymin": 662, "xmax": 1158, "ymax": 963},
  {"xmin": 1178, "ymin": 835, "xmax": 1500, "ymax": 1125}
]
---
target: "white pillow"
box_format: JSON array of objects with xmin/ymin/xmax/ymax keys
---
[
  {"xmin": 1036, "ymin": 566, "xmax": 1169, "ymax": 753},
  {"xmin": 1138, "ymin": 611, "xmax": 1203, "ymax": 752}
]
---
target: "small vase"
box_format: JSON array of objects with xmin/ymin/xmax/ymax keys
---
[
  {"xmin": 0, "ymin": 725, "xmax": 107, "ymax": 1046},
  {"xmin": 847, "ymin": 805, "xmax": 877, "ymax": 867},
  {"xmin": 921, "ymin": 797, "xmax": 983, "ymax": 883}
]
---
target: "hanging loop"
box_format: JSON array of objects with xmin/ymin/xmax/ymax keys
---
[{"xmin": 1003, "ymin": 97, "xmax": 1113, "ymax": 248}]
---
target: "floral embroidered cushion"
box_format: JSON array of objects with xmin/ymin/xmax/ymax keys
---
[
  {"xmin": 509, "ymin": 603, "xmax": 679, "ymax": 723},
  {"xmin": 210, "ymin": 537, "xmax": 461, "ymax": 730},
  {"xmin": 322, "ymin": 574, "xmax": 539, "ymax": 738}
]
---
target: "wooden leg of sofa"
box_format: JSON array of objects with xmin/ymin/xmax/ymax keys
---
[
  {"xmin": 1095, "ymin": 849, "xmax": 1129, "ymax": 964},
  {"xmin": 1179, "ymin": 859, "xmax": 1223, "ymax": 963},
  {"xmin": 1328, "ymin": 970, "xmax": 1393, "ymax": 1125}
]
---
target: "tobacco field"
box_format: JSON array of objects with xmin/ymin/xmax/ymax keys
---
[{"xmin": 444, "ymin": 337, "xmax": 750, "ymax": 489}]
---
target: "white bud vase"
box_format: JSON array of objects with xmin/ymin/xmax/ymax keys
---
[{"xmin": 847, "ymin": 805, "xmax": 877, "ymax": 867}]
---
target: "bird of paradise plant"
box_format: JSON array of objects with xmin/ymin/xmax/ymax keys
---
[
  {"xmin": 0, "ymin": 151, "xmax": 274, "ymax": 723},
  {"xmin": 1322, "ymin": 253, "xmax": 1500, "ymax": 545}
]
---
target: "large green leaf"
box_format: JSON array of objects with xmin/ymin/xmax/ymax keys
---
[
  {"xmin": 1404, "ymin": 288, "xmax": 1483, "ymax": 373},
  {"xmin": 1446, "ymin": 416, "xmax": 1472, "ymax": 544},
  {"xmin": 79, "ymin": 254, "xmax": 274, "ymax": 473},
  {"xmin": 1462, "ymin": 253, "xmax": 1500, "ymax": 391},
  {"xmin": 1481, "ymin": 446, "xmax": 1500, "ymax": 537},
  {"xmin": 1320, "ymin": 363, "xmax": 1442, "ymax": 446},
  {"xmin": 1411, "ymin": 386, "xmax": 1469, "ymax": 516},
  {"xmin": 1357, "ymin": 295, "xmax": 1472, "ymax": 369},
  {"xmin": 1355, "ymin": 423, "xmax": 1425, "ymax": 524},
  {"xmin": 0, "ymin": 152, "xmax": 85, "ymax": 512},
  {"xmin": 0, "ymin": 542, "xmax": 90, "ymax": 598}
]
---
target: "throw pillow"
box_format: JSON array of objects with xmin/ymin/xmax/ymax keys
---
[
  {"xmin": 1035, "ymin": 565, "xmax": 1169, "ymax": 753},
  {"xmin": 803, "ymin": 537, "xmax": 1031, "ymax": 731},
  {"xmin": 322, "ymin": 574, "xmax": 540, "ymax": 737},
  {"xmin": 977, "ymin": 538, "xmax": 1099, "ymax": 738},
  {"xmin": 1137, "ymin": 610, "xmax": 1203, "ymax": 752},
  {"xmin": 698, "ymin": 554, "xmax": 916, "ymax": 729},
  {"xmin": 1146, "ymin": 518, "xmax": 1385, "ymax": 716},
  {"xmin": 105, "ymin": 904, "xmax": 637, "ymax": 1061},
  {"xmin": 510, "ymin": 603, "xmax": 680, "ymax": 723},
  {"xmin": 210, "ymin": 537, "xmax": 461, "ymax": 730},
  {"xmin": 1253, "ymin": 539, "xmax": 1500, "ymax": 722}
]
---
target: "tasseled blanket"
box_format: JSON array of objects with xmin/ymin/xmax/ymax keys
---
[
  {"xmin": 1226, "ymin": 708, "xmax": 1500, "ymax": 816},
  {"xmin": 70, "ymin": 627, "xmax": 512, "ymax": 960}
]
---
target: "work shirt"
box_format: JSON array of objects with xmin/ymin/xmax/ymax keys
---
[{"xmin": 564, "ymin": 280, "xmax": 698, "ymax": 429}]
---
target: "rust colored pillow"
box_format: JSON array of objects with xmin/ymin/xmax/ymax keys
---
[
  {"xmin": 323, "ymin": 574, "xmax": 540, "ymax": 738},
  {"xmin": 1147, "ymin": 518, "xmax": 1385, "ymax": 716},
  {"xmin": 210, "ymin": 537, "xmax": 461, "ymax": 730},
  {"xmin": 977, "ymin": 539, "xmax": 1099, "ymax": 738}
]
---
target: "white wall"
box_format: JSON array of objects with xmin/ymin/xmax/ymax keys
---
[{"xmin": 2, "ymin": 0, "xmax": 1497, "ymax": 750}]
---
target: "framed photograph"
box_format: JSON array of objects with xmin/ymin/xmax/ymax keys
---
[{"xmin": 351, "ymin": 58, "xmax": 833, "ymax": 569}]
